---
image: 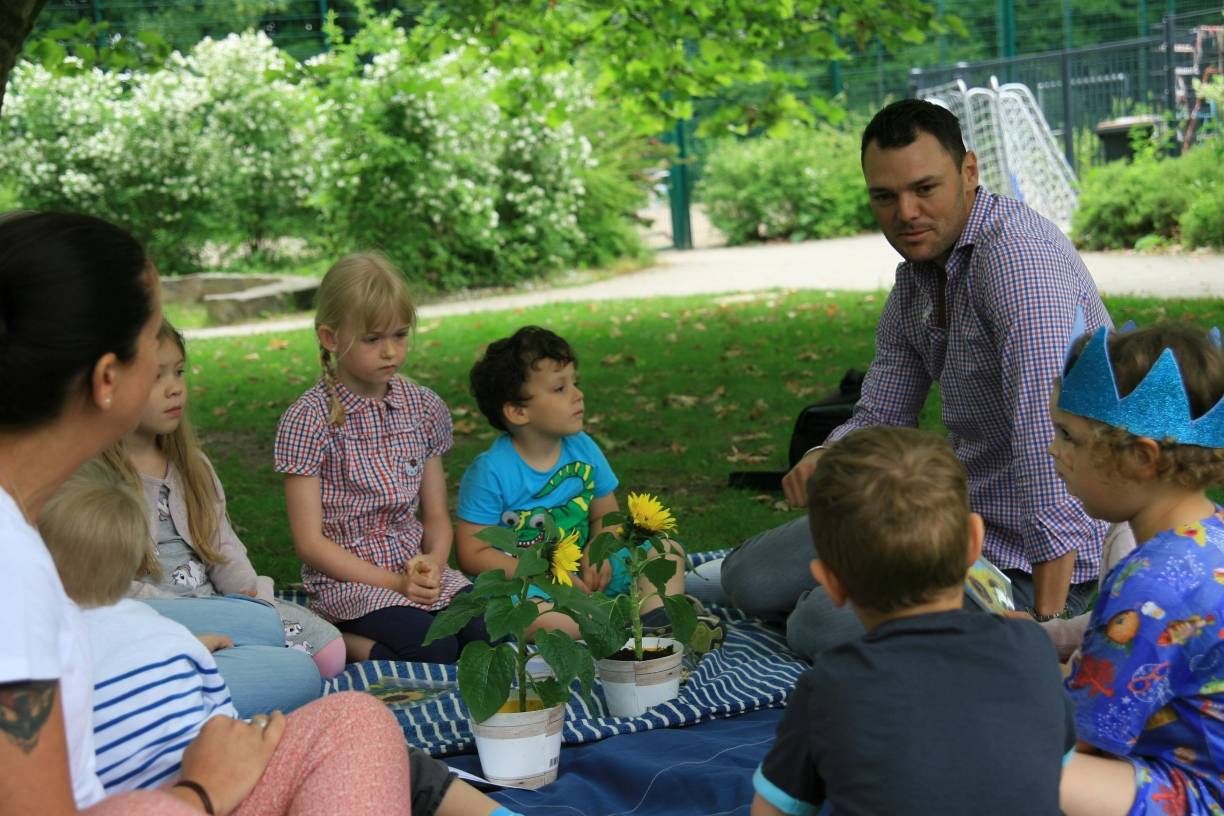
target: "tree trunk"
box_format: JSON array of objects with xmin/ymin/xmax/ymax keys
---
[{"xmin": 0, "ymin": 0, "xmax": 48, "ymax": 116}]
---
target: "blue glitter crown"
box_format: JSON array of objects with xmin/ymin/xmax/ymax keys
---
[{"xmin": 1058, "ymin": 324, "xmax": 1224, "ymax": 448}]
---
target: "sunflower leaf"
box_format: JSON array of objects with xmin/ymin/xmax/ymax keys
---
[
  {"xmin": 513, "ymin": 547, "xmax": 549, "ymax": 580},
  {"xmin": 475, "ymin": 526, "xmax": 519, "ymax": 551},
  {"xmin": 586, "ymin": 531, "xmax": 619, "ymax": 569},
  {"xmin": 642, "ymin": 555, "xmax": 676, "ymax": 598},
  {"xmin": 472, "ymin": 569, "xmax": 523, "ymax": 599},
  {"xmin": 662, "ymin": 594, "xmax": 698, "ymax": 645},
  {"xmin": 423, "ymin": 589, "xmax": 487, "ymax": 645},
  {"xmin": 530, "ymin": 676, "xmax": 570, "ymax": 709},
  {"xmin": 484, "ymin": 596, "xmax": 539, "ymax": 641},
  {"xmin": 535, "ymin": 628, "xmax": 588, "ymax": 691},
  {"xmin": 458, "ymin": 641, "xmax": 516, "ymax": 723}
]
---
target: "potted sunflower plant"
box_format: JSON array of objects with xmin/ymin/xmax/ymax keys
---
[
  {"xmin": 423, "ymin": 515, "xmax": 609, "ymax": 789},
  {"xmin": 585, "ymin": 492, "xmax": 720, "ymax": 717}
]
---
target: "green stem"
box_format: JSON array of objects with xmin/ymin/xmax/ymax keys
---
[
  {"xmin": 630, "ymin": 541, "xmax": 644, "ymax": 661},
  {"xmin": 517, "ymin": 594, "xmax": 529, "ymax": 712}
]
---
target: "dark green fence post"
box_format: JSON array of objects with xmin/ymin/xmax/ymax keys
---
[
  {"xmin": 318, "ymin": 0, "xmax": 329, "ymax": 51},
  {"xmin": 668, "ymin": 118, "xmax": 693, "ymax": 250},
  {"xmin": 1139, "ymin": 0, "xmax": 1149, "ymax": 102},
  {"xmin": 93, "ymin": 0, "xmax": 105, "ymax": 50},
  {"xmin": 937, "ymin": 0, "xmax": 947, "ymax": 65}
]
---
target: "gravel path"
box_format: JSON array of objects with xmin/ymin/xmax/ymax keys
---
[{"xmin": 185, "ymin": 234, "xmax": 1224, "ymax": 341}]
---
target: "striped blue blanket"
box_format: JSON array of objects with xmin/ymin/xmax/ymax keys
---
[{"xmin": 282, "ymin": 550, "xmax": 807, "ymax": 757}]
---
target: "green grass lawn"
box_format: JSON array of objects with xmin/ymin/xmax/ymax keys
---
[{"xmin": 185, "ymin": 290, "xmax": 1224, "ymax": 586}]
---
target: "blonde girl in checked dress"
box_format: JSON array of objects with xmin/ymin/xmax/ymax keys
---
[{"xmin": 275, "ymin": 252, "xmax": 489, "ymax": 663}]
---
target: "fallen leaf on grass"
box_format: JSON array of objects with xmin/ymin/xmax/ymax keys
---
[
  {"xmin": 725, "ymin": 446, "xmax": 769, "ymax": 464},
  {"xmin": 242, "ymin": 352, "xmax": 260, "ymax": 362},
  {"xmin": 773, "ymin": 501, "xmax": 792, "ymax": 512},
  {"xmin": 721, "ymin": 347, "xmax": 743, "ymax": 359},
  {"xmin": 797, "ymin": 350, "xmax": 821, "ymax": 362},
  {"xmin": 732, "ymin": 432, "xmax": 770, "ymax": 443},
  {"xmin": 666, "ymin": 394, "xmax": 699, "ymax": 408},
  {"xmin": 594, "ymin": 434, "xmax": 625, "ymax": 452},
  {"xmin": 453, "ymin": 419, "xmax": 479, "ymax": 434},
  {"xmin": 212, "ymin": 406, "xmax": 228, "ymax": 417},
  {"xmin": 267, "ymin": 338, "xmax": 290, "ymax": 351},
  {"xmin": 601, "ymin": 353, "xmax": 637, "ymax": 366},
  {"xmin": 748, "ymin": 399, "xmax": 770, "ymax": 421},
  {"xmin": 452, "ymin": 405, "xmax": 470, "ymax": 417},
  {"xmin": 704, "ymin": 384, "xmax": 727, "ymax": 403},
  {"xmin": 670, "ymin": 441, "xmax": 687, "ymax": 455},
  {"xmin": 713, "ymin": 402, "xmax": 740, "ymax": 419}
]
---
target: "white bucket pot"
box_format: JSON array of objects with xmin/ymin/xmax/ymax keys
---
[
  {"xmin": 596, "ymin": 636, "xmax": 683, "ymax": 718},
  {"xmin": 471, "ymin": 697, "xmax": 565, "ymax": 789}
]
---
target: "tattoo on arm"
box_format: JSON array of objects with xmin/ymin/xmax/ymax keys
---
[{"xmin": 0, "ymin": 680, "xmax": 57, "ymax": 754}]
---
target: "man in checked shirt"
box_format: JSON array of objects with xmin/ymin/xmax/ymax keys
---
[{"xmin": 717, "ymin": 98, "xmax": 1110, "ymax": 662}]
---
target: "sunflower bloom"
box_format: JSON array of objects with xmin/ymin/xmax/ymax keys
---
[
  {"xmin": 627, "ymin": 492, "xmax": 677, "ymax": 535},
  {"xmin": 549, "ymin": 529, "xmax": 582, "ymax": 586}
]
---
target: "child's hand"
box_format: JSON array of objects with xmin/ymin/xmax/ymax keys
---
[
  {"xmin": 581, "ymin": 559, "xmax": 612, "ymax": 594},
  {"xmin": 571, "ymin": 574, "xmax": 594, "ymax": 595},
  {"xmin": 400, "ymin": 555, "xmax": 441, "ymax": 605},
  {"xmin": 197, "ymin": 634, "xmax": 234, "ymax": 653}
]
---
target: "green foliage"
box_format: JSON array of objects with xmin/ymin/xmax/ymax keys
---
[
  {"xmin": 1072, "ymin": 138, "xmax": 1224, "ymax": 250},
  {"xmin": 423, "ymin": 0, "xmax": 947, "ymax": 137},
  {"xmin": 22, "ymin": 18, "xmax": 170, "ymax": 74},
  {"xmin": 0, "ymin": 32, "xmax": 326, "ymax": 274},
  {"xmin": 424, "ymin": 520, "xmax": 602, "ymax": 722},
  {"xmin": 1180, "ymin": 187, "xmax": 1224, "ymax": 250},
  {"xmin": 699, "ymin": 124, "xmax": 875, "ymax": 245},
  {"xmin": 2, "ymin": 13, "xmax": 651, "ymax": 286}
]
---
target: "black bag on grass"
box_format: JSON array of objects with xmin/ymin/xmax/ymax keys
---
[{"xmin": 728, "ymin": 368, "xmax": 865, "ymax": 492}]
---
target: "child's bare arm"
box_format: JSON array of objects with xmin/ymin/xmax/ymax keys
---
[
  {"xmin": 284, "ymin": 474, "xmax": 404, "ymax": 591},
  {"xmin": 455, "ymin": 520, "xmax": 522, "ymax": 578},
  {"xmin": 750, "ymin": 793, "xmax": 787, "ymax": 816},
  {"xmin": 417, "ymin": 457, "xmax": 452, "ymax": 569}
]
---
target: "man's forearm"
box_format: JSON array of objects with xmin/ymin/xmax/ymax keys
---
[{"xmin": 1030, "ymin": 551, "xmax": 1076, "ymax": 616}]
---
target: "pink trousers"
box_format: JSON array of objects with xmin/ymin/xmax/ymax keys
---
[{"xmin": 85, "ymin": 692, "xmax": 410, "ymax": 815}]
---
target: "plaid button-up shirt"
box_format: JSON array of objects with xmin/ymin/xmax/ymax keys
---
[
  {"xmin": 827, "ymin": 188, "xmax": 1109, "ymax": 583},
  {"xmin": 274, "ymin": 376, "xmax": 470, "ymax": 622}
]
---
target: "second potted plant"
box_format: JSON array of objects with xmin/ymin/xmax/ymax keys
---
[{"xmin": 586, "ymin": 492, "xmax": 718, "ymax": 717}]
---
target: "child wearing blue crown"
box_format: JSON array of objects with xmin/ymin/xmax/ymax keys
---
[{"xmin": 1053, "ymin": 323, "xmax": 1224, "ymax": 816}]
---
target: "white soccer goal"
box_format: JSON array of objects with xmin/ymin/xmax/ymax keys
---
[{"xmin": 920, "ymin": 79, "xmax": 1078, "ymax": 233}]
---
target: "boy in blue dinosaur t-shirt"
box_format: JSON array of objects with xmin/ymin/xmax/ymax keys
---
[{"xmin": 457, "ymin": 325, "xmax": 685, "ymax": 638}]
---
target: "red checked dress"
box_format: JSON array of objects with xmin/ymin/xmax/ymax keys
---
[{"xmin": 274, "ymin": 377, "xmax": 470, "ymax": 623}]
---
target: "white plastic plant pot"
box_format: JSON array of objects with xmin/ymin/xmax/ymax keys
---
[
  {"xmin": 471, "ymin": 696, "xmax": 565, "ymax": 789},
  {"xmin": 596, "ymin": 636, "xmax": 683, "ymax": 718}
]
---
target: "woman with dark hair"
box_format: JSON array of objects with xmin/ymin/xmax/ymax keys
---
[{"xmin": 0, "ymin": 212, "xmax": 412, "ymax": 816}]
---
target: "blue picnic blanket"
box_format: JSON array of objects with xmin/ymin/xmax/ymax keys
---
[
  {"xmin": 281, "ymin": 549, "xmax": 807, "ymax": 756},
  {"xmin": 450, "ymin": 707, "xmax": 785, "ymax": 816}
]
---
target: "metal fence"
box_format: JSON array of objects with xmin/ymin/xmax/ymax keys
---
[{"xmin": 916, "ymin": 9, "xmax": 1221, "ymax": 172}]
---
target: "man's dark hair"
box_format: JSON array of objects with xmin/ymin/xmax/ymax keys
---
[
  {"xmin": 470, "ymin": 325, "xmax": 577, "ymax": 432},
  {"xmin": 860, "ymin": 98, "xmax": 967, "ymax": 168}
]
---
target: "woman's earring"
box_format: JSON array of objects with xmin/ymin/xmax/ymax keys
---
[{"xmin": 104, "ymin": 396, "xmax": 113, "ymax": 408}]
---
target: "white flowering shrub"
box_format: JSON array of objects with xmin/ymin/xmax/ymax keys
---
[{"xmin": 1, "ymin": 22, "xmax": 649, "ymax": 286}]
